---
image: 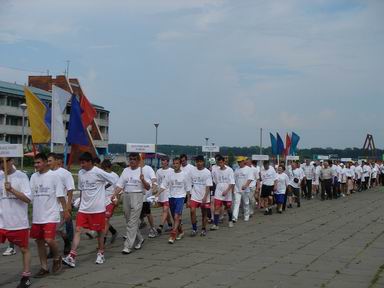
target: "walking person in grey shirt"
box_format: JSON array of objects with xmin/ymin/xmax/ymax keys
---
[{"xmin": 320, "ymin": 161, "xmax": 333, "ymax": 200}]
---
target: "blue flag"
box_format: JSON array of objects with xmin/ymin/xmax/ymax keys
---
[
  {"xmin": 270, "ymin": 133, "xmax": 277, "ymax": 155},
  {"xmin": 276, "ymin": 133, "xmax": 285, "ymax": 155},
  {"xmin": 290, "ymin": 132, "xmax": 300, "ymax": 155},
  {"xmin": 67, "ymin": 95, "xmax": 89, "ymax": 146}
]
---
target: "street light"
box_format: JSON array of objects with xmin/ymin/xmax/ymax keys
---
[
  {"xmin": 154, "ymin": 123, "xmax": 159, "ymax": 170},
  {"xmin": 204, "ymin": 137, "xmax": 209, "ymax": 163},
  {"xmin": 20, "ymin": 103, "xmax": 27, "ymax": 171}
]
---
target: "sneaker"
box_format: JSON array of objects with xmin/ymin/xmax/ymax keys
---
[
  {"xmin": 156, "ymin": 227, "xmax": 162, "ymax": 235},
  {"xmin": 278, "ymin": 210, "xmax": 282, "ymax": 214},
  {"xmin": 176, "ymin": 231, "xmax": 184, "ymax": 240},
  {"xmin": 268, "ymin": 209, "xmax": 273, "ymax": 215},
  {"xmin": 52, "ymin": 257, "xmax": 63, "ymax": 274},
  {"xmin": 134, "ymin": 239, "xmax": 145, "ymax": 250},
  {"xmin": 33, "ymin": 268, "xmax": 49, "ymax": 278},
  {"xmin": 110, "ymin": 233, "xmax": 118, "ymax": 244},
  {"xmin": 200, "ymin": 230, "xmax": 207, "ymax": 237},
  {"xmin": 190, "ymin": 230, "xmax": 197, "ymax": 237},
  {"xmin": 210, "ymin": 224, "xmax": 219, "ymax": 231},
  {"xmin": 148, "ymin": 228, "xmax": 158, "ymax": 238},
  {"xmin": 264, "ymin": 209, "xmax": 269, "ymax": 215},
  {"xmin": 121, "ymin": 247, "xmax": 132, "ymax": 254},
  {"xmin": 62, "ymin": 255, "xmax": 76, "ymax": 268},
  {"xmin": 3, "ymin": 247, "xmax": 16, "ymax": 256},
  {"xmin": 297, "ymin": 202, "xmax": 301, "ymax": 208},
  {"xmin": 168, "ymin": 236, "xmax": 176, "ymax": 244},
  {"xmin": 244, "ymin": 216, "xmax": 249, "ymax": 222},
  {"xmin": 17, "ymin": 276, "xmax": 31, "ymax": 288},
  {"xmin": 123, "ymin": 235, "xmax": 128, "ymax": 240},
  {"xmin": 228, "ymin": 221, "xmax": 234, "ymax": 228},
  {"xmin": 95, "ymin": 253, "xmax": 105, "ymax": 264}
]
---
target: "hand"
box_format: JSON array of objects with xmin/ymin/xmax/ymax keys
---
[
  {"xmin": 202, "ymin": 196, "xmax": 208, "ymax": 204},
  {"xmin": 222, "ymin": 190, "xmax": 228, "ymax": 197},
  {"xmin": 140, "ymin": 174, "xmax": 145, "ymax": 182},
  {"xmin": 67, "ymin": 204, "xmax": 72, "ymax": 214},
  {"xmin": 186, "ymin": 199, "xmax": 191, "ymax": 208},
  {"xmin": 4, "ymin": 182, "xmax": 13, "ymax": 193},
  {"xmin": 63, "ymin": 210, "xmax": 71, "ymax": 221},
  {"xmin": 241, "ymin": 185, "xmax": 247, "ymax": 191}
]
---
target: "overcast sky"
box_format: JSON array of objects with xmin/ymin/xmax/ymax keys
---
[{"xmin": 0, "ymin": 0, "xmax": 383, "ymax": 149}]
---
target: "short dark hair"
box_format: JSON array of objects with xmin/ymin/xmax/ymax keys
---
[
  {"xmin": 35, "ymin": 153, "xmax": 47, "ymax": 161},
  {"xmin": 215, "ymin": 154, "xmax": 222, "ymax": 160},
  {"xmin": 79, "ymin": 152, "xmax": 94, "ymax": 162},
  {"xmin": 263, "ymin": 160, "xmax": 270, "ymax": 166},
  {"xmin": 216, "ymin": 155, "xmax": 225, "ymax": 162},
  {"xmin": 195, "ymin": 155, "xmax": 205, "ymax": 162},
  {"xmin": 55, "ymin": 154, "xmax": 64, "ymax": 161},
  {"xmin": 94, "ymin": 157, "xmax": 101, "ymax": 164},
  {"xmin": 179, "ymin": 154, "xmax": 187, "ymax": 160},
  {"xmin": 161, "ymin": 156, "xmax": 170, "ymax": 162},
  {"xmin": 252, "ymin": 160, "xmax": 257, "ymax": 166},
  {"xmin": 173, "ymin": 157, "xmax": 181, "ymax": 163},
  {"xmin": 101, "ymin": 159, "xmax": 112, "ymax": 169},
  {"xmin": 47, "ymin": 152, "xmax": 56, "ymax": 159},
  {"xmin": 278, "ymin": 164, "xmax": 285, "ymax": 171},
  {"xmin": 128, "ymin": 152, "xmax": 140, "ymax": 160}
]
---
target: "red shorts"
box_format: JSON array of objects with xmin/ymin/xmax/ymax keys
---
[
  {"xmin": 30, "ymin": 223, "xmax": 57, "ymax": 240},
  {"xmin": 158, "ymin": 201, "xmax": 169, "ymax": 208},
  {"xmin": 214, "ymin": 199, "xmax": 232, "ymax": 209},
  {"xmin": 0, "ymin": 228, "xmax": 29, "ymax": 248},
  {"xmin": 105, "ymin": 204, "xmax": 116, "ymax": 219},
  {"xmin": 76, "ymin": 212, "xmax": 105, "ymax": 231},
  {"xmin": 190, "ymin": 200, "xmax": 211, "ymax": 209}
]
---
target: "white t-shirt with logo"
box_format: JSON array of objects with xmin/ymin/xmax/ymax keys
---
[
  {"xmin": 156, "ymin": 167, "xmax": 172, "ymax": 203},
  {"xmin": 52, "ymin": 167, "xmax": 75, "ymax": 212},
  {"xmin": 116, "ymin": 166, "xmax": 153, "ymax": 193},
  {"xmin": 276, "ymin": 173, "xmax": 289, "ymax": 195},
  {"xmin": 78, "ymin": 166, "xmax": 117, "ymax": 214},
  {"xmin": 355, "ymin": 165, "xmax": 363, "ymax": 180},
  {"xmin": 260, "ymin": 166, "xmax": 278, "ymax": 186},
  {"xmin": 0, "ymin": 170, "xmax": 32, "ymax": 230},
  {"xmin": 289, "ymin": 168, "xmax": 304, "ymax": 189},
  {"xmin": 234, "ymin": 166, "xmax": 254, "ymax": 193},
  {"xmin": 190, "ymin": 167, "xmax": 213, "ymax": 203},
  {"xmin": 105, "ymin": 171, "xmax": 119, "ymax": 206},
  {"xmin": 212, "ymin": 167, "xmax": 235, "ymax": 201},
  {"xmin": 181, "ymin": 163, "xmax": 195, "ymax": 178},
  {"xmin": 161, "ymin": 170, "xmax": 191, "ymax": 198},
  {"xmin": 142, "ymin": 165, "xmax": 156, "ymax": 202},
  {"xmin": 30, "ymin": 170, "xmax": 65, "ymax": 224}
]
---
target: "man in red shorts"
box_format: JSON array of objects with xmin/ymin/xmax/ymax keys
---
[
  {"xmin": 0, "ymin": 158, "xmax": 32, "ymax": 287},
  {"xmin": 63, "ymin": 152, "xmax": 116, "ymax": 267},
  {"xmin": 187, "ymin": 155, "xmax": 213, "ymax": 236},
  {"xmin": 30, "ymin": 153, "xmax": 68, "ymax": 278}
]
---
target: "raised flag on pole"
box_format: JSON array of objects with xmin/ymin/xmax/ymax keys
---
[
  {"xmin": 51, "ymin": 85, "xmax": 71, "ymax": 144},
  {"xmin": 285, "ymin": 133, "xmax": 292, "ymax": 156},
  {"xmin": 276, "ymin": 133, "xmax": 285, "ymax": 155},
  {"xmin": 67, "ymin": 95, "xmax": 89, "ymax": 146},
  {"xmin": 270, "ymin": 133, "xmax": 277, "ymax": 155},
  {"xmin": 290, "ymin": 132, "xmax": 300, "ymax": 155},
  {"xmin": 24, "ymin": 87, "xmax": 51, "ymax": 144},
  {"xmin": 80, "ymin": 94, "xmax": 97, "ymax": 128}
]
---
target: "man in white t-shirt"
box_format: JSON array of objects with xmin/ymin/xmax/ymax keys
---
[
  {"xmin": 30, "ymin": 153, "xmax": 68, "ymax": 278},
  {"xmin": 260, "ymin": 161, "xmax": 278, "ymax": 215},
  {"xmin": 187, "ymin": 155, "xmax": 213, "ymax": 236},
  {"xmin": 233, "ymin": 157, "xmax": 254, "ymax": 222},
  {"xmin": 287, "ymin": 161, "xmax": 304, "ymax": 208},
  {"xmin": 47, "ymin": 153, "xmax": 75, "ymax": 255},
  {"xmin": 247, "ymin": 159, "xmax": 260, "ymax": 216},
  {"xmin": 112, "ymin": 153, "xmax": 152, "ymax": 254},
  {"xmin": 0, "ymin": 158, "xmax": 32, "ymax": 287},
  {"xmin": 180, "ymin": 154, "xmax": 195, "ymax": 178},
  {"xmin": 155, "ymin": 157, "xmax": 173, "ymax": 235},
  {"xmin": 210, "ymin": 155, "xmax": 235, "ymax": 230},
  {"xmin": 63, "ymin": 152, "xmax": 117, "ymax": 267},
  {"xmin": 157, "ymin": 157, "xmax": 191, "ymax": 244},
  {"xmin": 362, "ymin": 161, "xmax": 371, "ymax": 190}
]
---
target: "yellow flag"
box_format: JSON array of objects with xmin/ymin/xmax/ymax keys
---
[{"xmin": 24, "ymin": 87, "xmax": 51, "ymax": 143}]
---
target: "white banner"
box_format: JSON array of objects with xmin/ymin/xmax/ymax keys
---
[
  {"xmin": 286, "ymin": 155, "xmax": 300, "ymax": 161},
  {"xmin": 317, "ymin": 155, "xmax": 329, "ymax": 160},
  {"xmin": 252, "ymin": 155, "xmax": 269, "ymax": 161},
  {"xmin": 340, "ymin": 158, "xmax": 353, "ymax": 162},
  {"xmin": 126, "ymin": 143, "xmax": 155, "ymax": 153},
  {"xmin": 0, "ymin": 144, "xmax": 23, "ymax": 157},
  {"xmin": 202, "ymin": 145, "xmax": 220, "ymax": 153},
  {"xmin": 51, "ymin": 85, "xmax": 71, "ymax": 144}
]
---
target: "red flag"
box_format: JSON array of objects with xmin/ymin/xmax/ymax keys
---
[
  {"xmin": 80, "ymin": 94, "xmax": 97, "ymax": 128},
  {"xmin": 284, "ymin": 133, "xmax": 291, "ymax": 156}
]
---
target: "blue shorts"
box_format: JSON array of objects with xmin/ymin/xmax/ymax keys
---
[
  {"xmin": 169, "ymin": 197, "xmax": 185, "ymax": 216},
  {"xmin": 274, "ymin": 194, "xmax": 285, "ymax": 204}
]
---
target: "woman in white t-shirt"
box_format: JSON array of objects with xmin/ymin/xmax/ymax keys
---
[{"xmin": 275, "ymin": 165, "xmax": 289, "ymax": 214}]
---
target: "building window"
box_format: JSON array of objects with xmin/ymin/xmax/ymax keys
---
[
  {"xmin": 7, "ymin": 97, "xmax": 21, "ymax": 107},
  {"xmin": 6, "ymin": 116, "xmax": 21, "ymax": 126}
]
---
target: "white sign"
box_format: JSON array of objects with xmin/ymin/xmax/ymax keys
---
[
  {"xmin": 340, "ymin": 158, "xmax": 352, "ymax": 162},
  {"xmin": 202, "ymin": 145, "xmax": 220, "ymax": 153},
  {"xmin": 126, "ymin": 143, "xmax": 155, "ymax": 153},
  {"xmin": 286, "ymin": 155, "xmax": 300, "ymax": 161},
  {"xmin": 0, "ymin": 144, "xmax": 23, "ymax": 157},
  {"xmin": 252, "ymin": 155, "xmax": 269, "ymax": 161},
  {"xmin": 317, "ymin": 155, "xmax": 329, "ymax": 160}
]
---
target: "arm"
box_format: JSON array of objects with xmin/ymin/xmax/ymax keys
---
[
  {"xmin": 4, "ymin": 182, "xmax": 31, "ymax": 204},
  {"xmin": 58, "ymin": 196, "xmax": 70, "ymax": 221}
]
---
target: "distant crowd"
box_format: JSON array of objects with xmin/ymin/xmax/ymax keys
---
[{"xmin": 0, "ymin": 152, "xmax": 382, "ymax": 288}]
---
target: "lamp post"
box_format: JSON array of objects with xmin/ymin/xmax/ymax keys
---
[
  {"xmin": 204, "ymin": 137, "xmax": 209, "ymax": 163},
  {"xmin": 20, "ymin": 103, "xmax": 27, "ymax": 171},
  {"xmin": 154, "ymin": 123, "xmax": 159, "ymax": 170}
]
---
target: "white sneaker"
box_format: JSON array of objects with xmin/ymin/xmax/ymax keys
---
[
  {"xmin": 62, "ymin": 255, "xmax": 76, "ymax": 268},
  {"xmin": 176, "ymin": 232, "xmax": 184, "ymax": 240},
  {"xmin": 210, "ymin": 224, "xmax": 219, "ymax": 231},
  {"xmin": 134, "ymin": 239, "xmax": 145, "ymax": 250},
  {"xmin": 244, "ymin": 216, "xmax": 249, "ymax": 222},
  {"xmin": 148, "ymin": 228, "xmax": 158, "ymax": 238},
  {"xmin": 228, "ymin": 221, "xmax": 234, "ymax": 228},
  {"xmin": 2, "ymin": 247, "xmax": 16, "ymax": 256},
  {"xmin": 95, "ymin": 253, "xmax": 105, "ymax": 264},
  {"xmin": 121, "ymin": 247, "xmax": 132, "ymax": 254}
]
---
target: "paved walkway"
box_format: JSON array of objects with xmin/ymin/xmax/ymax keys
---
[{"xmin": 1, "ymin": 187, "xmax": 384, "ymax": 288}]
